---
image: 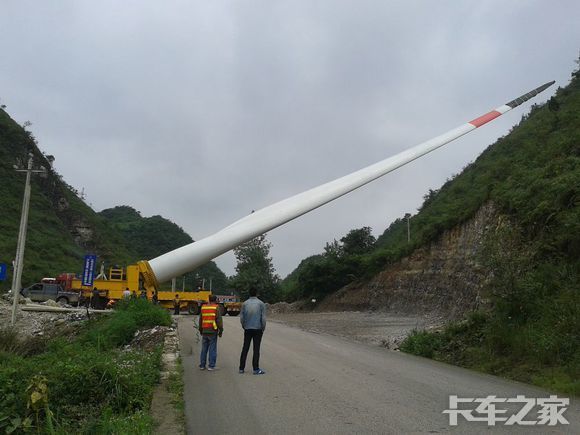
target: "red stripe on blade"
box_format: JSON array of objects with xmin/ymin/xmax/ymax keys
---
[{"xmin": 469, "ymin": 110, "xmax": 501, "ymax": 128}]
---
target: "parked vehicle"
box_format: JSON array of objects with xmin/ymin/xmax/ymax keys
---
[
  {"xmin": 21, "ymin": 282, "xmax": 80, "ymax": 306},
  {"xmin": 56, "ymin": 266, "xmax": 211, "ymax": 314},
  {"xmin": 215, "ymin": 294, "xmax": 241, "ymax": 316},
  {"xmin": 51, "ymin": 266, "xmax": 241, "ymax": 315}
]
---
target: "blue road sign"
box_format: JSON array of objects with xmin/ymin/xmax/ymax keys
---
[
  {"xmin": 0, "ymin": 263, "xmax": 6, "ymax": 281},
  {"xmin": 82, "ymin": 255, "xmax": 97, "ymax": 287}
]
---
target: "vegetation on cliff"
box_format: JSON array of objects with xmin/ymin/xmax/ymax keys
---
[
  {"xmin": 280, "ymin": 61, "xmax": 579, "ymax": 393},
  {"xmin": 282, "ymin": 63, "xmax": 578, "ymax": 308},
  {"xmin": 0, "ymin": 111, "xmax": 129, "ymax": 291},
  {"xmin": 279, "ymin": 227, "xmax": 376, "ymax": 301},
  {"xmin": 400, "ymin": 66, "xmax": 580, "ymax": 394},
  {"xmin": 0, "ymin": 112, "xmax": 227, "ymax": 291}
]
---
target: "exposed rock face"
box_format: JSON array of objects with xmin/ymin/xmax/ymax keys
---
[
  {"xmin": 40, "ymin": 177, "xmax": 96, "ymax": 248},
  {"xmin": 69, "ymin": 218, "xmax": 94, "ymax": 246},
  {"xmin": 319, "ymin": 202, "xmax": 498, "ymax": 319},
  {"xmin": 57, "ymin": 196, "xmax": 69, "ymax": 212}
]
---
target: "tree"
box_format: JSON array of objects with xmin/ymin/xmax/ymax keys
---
[
  {"xmin": 419, "ymin": 188, "xmax": 440, "ymax": 211},
  {"xmin": 340, "ymin": 227, "xmax": 376, "ymax": 256},
  {"xmin": 323, "ymin": 240, "xmax": 343, "ymax": 258},
  {"xmin": 231, "ymin": 234, "xmax": 279, "ymax": 302}
]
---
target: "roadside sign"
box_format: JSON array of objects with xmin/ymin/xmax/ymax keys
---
[
  {"xmin": 82, "ymin": 255, "xmax": 97, "ymax": 287},
  {"xmin": 0, "ymin": 263, "xmax": 6, "ymax": 281}
]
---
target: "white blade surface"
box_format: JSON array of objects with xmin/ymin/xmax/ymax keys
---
[{"xmin": 149, "ymin": 81, "xmax": 554, "ymax": 283}]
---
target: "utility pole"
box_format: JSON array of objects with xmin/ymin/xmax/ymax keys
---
[
  {"xmin": 404, "ymin": 213, "xmax": 411, "ymax": 243},
  {"xmin": 11, "ymin": 153, "xmax": 47, "ymax": 325}
]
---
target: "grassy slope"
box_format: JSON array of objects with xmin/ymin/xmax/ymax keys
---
[
  {"xmin": 0, "ymin": 111, "xmax": 228, "ymax": 292},
  {"xmin": 283, "ymin": 71, "xmax": 579, "ymax": 296},
  {"xmin": 374, "ymin": 73, "xmax": 579, "ymax": 275},
  {"xmin": 0, "ymin": 110, "xmax": 136, "ymax": 290},
  {"xmin": 398, "ymin": 73, "xmax": 580, "ymax": 394},
  {"xmin": 280, "ymin": 70, "xmax": 579, "ymax": 393}
]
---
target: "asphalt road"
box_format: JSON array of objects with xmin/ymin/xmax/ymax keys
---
[{"xmin": 178, "ymin": 316, "xmax": 578, "ymax": 434}]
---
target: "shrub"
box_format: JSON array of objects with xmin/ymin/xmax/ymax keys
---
[
  {"xmin": 400, "ymin": 330, "xmax": 443, "ymax": 359},
  {"xmin": 83, "ymin": 299, "xmax": 171, "ymax": 350}
]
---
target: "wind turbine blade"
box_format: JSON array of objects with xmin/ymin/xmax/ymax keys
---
[{"xmin": 148, "ymin": 81, "xmax": 555, "ymax": 283}]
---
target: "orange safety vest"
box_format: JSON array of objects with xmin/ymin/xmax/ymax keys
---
[{"xmin": 201, "ymin": 304, "xmax": 219, "ymax": 331}]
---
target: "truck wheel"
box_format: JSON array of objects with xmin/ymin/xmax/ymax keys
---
[
  {"xmin": 188, "ymin": 304, "xmax": 200, "ymax": 315},
  {"xmin": 56, "ymin": 296, "xmax": 69, "ymax": 306}
]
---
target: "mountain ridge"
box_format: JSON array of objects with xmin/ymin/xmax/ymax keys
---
[{"xmin": 0, "ymin": 111, "xmax": 227, "ymax": 291}]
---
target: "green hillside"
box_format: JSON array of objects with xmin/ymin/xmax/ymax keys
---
[
  {"xmin": 100, "ymin": 206, "xmax": 228, "ymax": 293},
  {"xmin": 0, "ymin": 110, "xmax": 134, "ymax": 290},
  {"xmin": 283, "ymin": 67, "xmax": 579, "ymax": 300},
  {"xmin": 282, "ymin": 64, "xmax": 580, "ymax": 393},
  {"xmin": 400, "ymin": 69, "xmax": 580, "ymax": 394},
  {"xmin": 0, "ymin": 111, "xmax": 227, "ymax": 292}
]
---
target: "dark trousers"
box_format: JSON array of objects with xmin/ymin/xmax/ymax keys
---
[{"xmin": 239, "ymin": 329, "xmax": 263, "ymax": 371}]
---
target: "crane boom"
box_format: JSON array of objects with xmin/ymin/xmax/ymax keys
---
[{"xmin": 146, "ymin": 81, "xmax": 554, "ymax": 285}]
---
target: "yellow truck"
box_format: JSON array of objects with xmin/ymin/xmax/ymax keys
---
[
  {"xmin": 59, "ymin": 262, "xmax": 211, "ymax": 314},
  {"xmin": 215, "ymin": 294, "xmax": 241, "ymax": 316},
  {"xmin": 58, "ymin": 263, "xmax": 241, "ymax": 315}
]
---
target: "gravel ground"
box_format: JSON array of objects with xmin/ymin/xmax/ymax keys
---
[
  {"xmin": 0, "ymin": 295, "xmax": 167, "ymax": 351},
  {"xmin": 0, "ymin": 295, "xmax": 88, "ymax": 337},
  {"xmin": 2, "ymin": 292, "xmax": 440, "ymax": 350},
  {"xmin": 269, "ymin": 310, "xmax": 446, "ymax": 349}
]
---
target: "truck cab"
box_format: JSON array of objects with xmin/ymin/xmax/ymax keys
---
[{"xmin": 215, "ymin": 294, "xmax": 241, "ymax": 316}]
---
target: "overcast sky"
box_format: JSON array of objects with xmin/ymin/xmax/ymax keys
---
[{"xmin": 1, "ymin": 1, "xmax": 578, "ymax": 278}]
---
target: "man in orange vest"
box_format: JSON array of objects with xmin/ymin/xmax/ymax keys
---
[{"xmin": 198, "ymin": 294, "xmax": 224, "ymax": 371}]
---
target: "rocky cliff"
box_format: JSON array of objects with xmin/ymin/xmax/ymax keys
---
[{"xmin": 319, "ymin": 202, "xmax": 499, "ymax": 318}]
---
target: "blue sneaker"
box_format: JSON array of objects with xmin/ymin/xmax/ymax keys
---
[{"xmin": 253, "ymin": 369, "xmax": 265, "ymax": 375}]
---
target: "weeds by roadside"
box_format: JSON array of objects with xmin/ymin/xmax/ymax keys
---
[
  {"xmin": 400, "ymin": 310, "xmax": 580, "ymax": 396},
  {"xmin": 0, "ymin": 327, "xmax": 48, "ymax": 357},
  {"xmin": 167, "ymin": 357, "xmax": 185, "ymax": 431},
  {"xmin": 0, "ymin": 299, "xmax": 171, "ymax": 434}
]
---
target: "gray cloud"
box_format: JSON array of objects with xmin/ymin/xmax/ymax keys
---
[{"xmin": 1, "ymin": 0, "xmax": 578, "ymax": 277}]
